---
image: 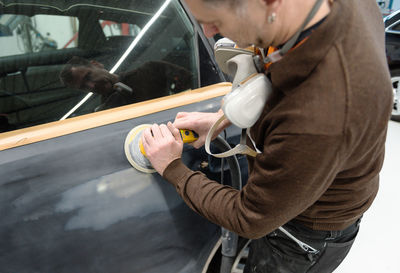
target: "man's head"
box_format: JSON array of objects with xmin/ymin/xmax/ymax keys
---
[
  {"xmin": 185, "ymin": 0, "xmax": 283, "ymax": 48},
  {"xmin": 60, "ymin": 56, "xmax": 119, "ymax": 96},
  {"xmin": 186, "ymin": 0, "xmax": 330, "ymax": 48}
]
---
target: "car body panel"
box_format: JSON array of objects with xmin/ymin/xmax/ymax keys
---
[
  {"xmin": 384, "ymin": 10, "xmax": 400, "ymax": 120},
  {"xmin": 0, "ymin": 90, "xmax": 245, "ymax": 272},
  {"xmin": 385, "ymin": 9, "xmax": 400, "ymax": 67}
]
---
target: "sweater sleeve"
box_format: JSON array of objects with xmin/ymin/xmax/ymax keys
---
[{"xmin": 163, "ymin": 133, "xmax": 342, "ymax": 239}]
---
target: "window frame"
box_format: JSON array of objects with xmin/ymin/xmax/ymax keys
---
[{"xmin": 385, "ymin": 10, "xmax": 400, "ymax": 34}]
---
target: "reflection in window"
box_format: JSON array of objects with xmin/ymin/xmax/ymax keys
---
[
  {"xmin": 0, "ymin": 15, "xmax": 79, "ymax": 57},
  {"xmin": 393, "ymin": 22, "xmax": 400, "ymax": 31},
  {"xmin": 0, "ymin": 0, "xmax": 202, "ymax": 133},
  {"xmin": 100, "ymin": 20, "xmax": 141, "ymax": 38}
]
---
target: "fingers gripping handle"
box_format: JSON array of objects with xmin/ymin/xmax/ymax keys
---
[{"xmin": 139, "ymin": 129, "xmax": 198, "ymax": 156}]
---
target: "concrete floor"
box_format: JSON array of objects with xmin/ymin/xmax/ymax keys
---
[{"xmin": 335, "ymin": 121, "xmax": 400, "ymax": 273}]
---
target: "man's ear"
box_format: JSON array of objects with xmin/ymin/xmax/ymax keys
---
[
  {"xmin": 90, "ymin": 60, "xmax": 104, "ymax": 69},
  {"xmin": 262, "ymin": 0, "xmax": 281, "ymax": 8},
  {"xmin": 258, "ymin": 0, "xmax": 281, "ymax": 11},
  {"xmin": 260, "ymin": 0, "xmax": 282, "ymax": 15}
]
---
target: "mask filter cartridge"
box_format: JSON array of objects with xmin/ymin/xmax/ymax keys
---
[
  {"xmin": 222, "ymin": 73, "xmax": 272, "ymax": 128},
  {"xmin": 221, "ymin": 53, "xmax": 273, "ymax": 128}
]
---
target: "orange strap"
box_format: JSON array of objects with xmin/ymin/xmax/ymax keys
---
[
  {"xmin": 262, "ymin": 37, "xmax": 309, "ymax": 70},
  {"xmin": 234, "ymin": 36, "xmax": 310, "ymax": 71}
]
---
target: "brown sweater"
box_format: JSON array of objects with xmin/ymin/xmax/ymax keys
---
[{"xmin": 163, "ymin": 0, "xmax": 393, "ymax": 239}]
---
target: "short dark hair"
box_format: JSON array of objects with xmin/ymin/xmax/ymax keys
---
[{"xmin": 59, "ymin": 56, "xmax": 91, "ymax": 86}]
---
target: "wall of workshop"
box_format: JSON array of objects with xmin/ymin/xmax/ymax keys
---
[
  {"xmin": 393, "ymin": 0, "xmax": 400, "ymax": 12},
  {"xmin": 378, "ymin": 0, "xmax": 400, "ymax": 15},
  {"xmin": 0, "ymin": 15, "xmax": 75, "ymax": 57}
]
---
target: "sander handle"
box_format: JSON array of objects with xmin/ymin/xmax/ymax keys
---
[
  {"xmin": 179, "ymin": 129, "xmax": 199, "ymax": 143},
  {"xmin": 139, "ymin": 129, "xmax": 198, "ymax": 156}
]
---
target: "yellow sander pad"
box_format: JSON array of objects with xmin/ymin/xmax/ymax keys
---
[{"xmin": 124, "ymin": 124, "xmax": 155, "ymax": 173}]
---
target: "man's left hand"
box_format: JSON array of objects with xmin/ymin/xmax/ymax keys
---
[{"xmin": 141, "ymin": 122, "xmax": 183, "ymax": 175}]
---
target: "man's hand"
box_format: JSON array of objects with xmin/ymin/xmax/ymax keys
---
[
  {"xmin": 173, "ymin": 109, "xmax": 231, "ymax": 149},
  {"xmin": 141, "ymin": 122, "xmax": 183, "ymax": 176}
]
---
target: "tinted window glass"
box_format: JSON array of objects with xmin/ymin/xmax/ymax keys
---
[
  {"xmin": 0, "ymin": 0, "xmax": 199, "ymax": 133},
  {"xmin": 198, "ymin": 35, "xmax": 224, "ymax": 87},
  {"xmin": 393, "ymin": 22, "xmax": 400, "ymax": 31}
]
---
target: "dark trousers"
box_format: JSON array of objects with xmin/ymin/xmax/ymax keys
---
[{"xmin": 244, "ymin": 218, "xmax": 361, "ymax": 273}]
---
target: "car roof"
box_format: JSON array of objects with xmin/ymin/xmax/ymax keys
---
[
  {"xmin": 0, "ymin": 0, "xmax": 164, "ymax": 15},
  {"xmin": 384, "ymin": 9, "xmax": 400, "ymax": 28}
]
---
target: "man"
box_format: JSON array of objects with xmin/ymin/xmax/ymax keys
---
[
  {"xmin": 141, "ymin": 0, "xmax": 393, "ymax": 272},
  {"xmin": 60, "ymin": 56, "xmax": 193, "ymax": 111}
]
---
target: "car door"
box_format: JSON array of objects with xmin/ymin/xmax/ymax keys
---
[
  {"xmin": 0, "ymin": 86, "xmax": 235, "ymax": 273},
  {"xmin": 385, "ymin": 10, "xmax": 400, "ymax": 121},
  {"xmin": 0, "ymin": 1, "xmax": 246, "ymax": 272},
  {"xmin": 385, "ymin": 10, "xmax": 400, "ymax": 67}
]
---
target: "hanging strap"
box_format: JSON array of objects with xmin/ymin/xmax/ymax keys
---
[{"xmin": 205, "ymin": 115, "xmax": 258, "ymax": 158}]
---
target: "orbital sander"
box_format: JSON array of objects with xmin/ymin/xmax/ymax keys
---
[{"xmin": 124, "ymin": 124, "xmax": 198, "ymax": 173}]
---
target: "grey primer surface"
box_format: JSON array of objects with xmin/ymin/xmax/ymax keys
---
[{"xmin": 0, "ymin": 97, "xmax": 238, "ymax": 273}]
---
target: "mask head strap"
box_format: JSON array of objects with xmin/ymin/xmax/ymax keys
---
[{"xmin": 205, "ymin": 114, "xmax": 258, "ymax": 158}]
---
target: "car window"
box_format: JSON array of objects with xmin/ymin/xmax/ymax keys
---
[
  {"xmin": 0, "ymin": 0, "xmax": 209, "ymax": 133},
  {"xmin": 392, "ymin": 21, "xmax": 400, "ymax": 31}
]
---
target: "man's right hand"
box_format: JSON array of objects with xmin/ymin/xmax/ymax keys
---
[{"xmin": 173, "ymin": 109, "xmax": 231, "ymax": 149}]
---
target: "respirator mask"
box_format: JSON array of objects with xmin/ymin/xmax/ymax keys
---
[
  {"xmin": 218, "ymin": 45, "xmax": 272, "ymax": 129},
  {"xmin": 205, "ymin": 0, "xmax": 324, "ymax": 158},
  {"xmin": 205, "ymin": 40, "xmax": 272, "ymax": 158}
]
